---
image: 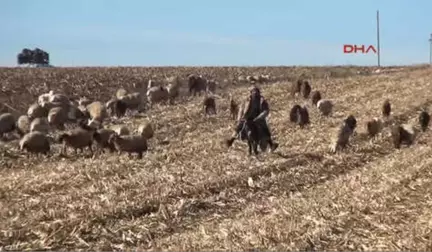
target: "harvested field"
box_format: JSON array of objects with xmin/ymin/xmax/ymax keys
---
[{"xmin": 1, "ymin": 65, "xmax": 432, "ymax": 251}]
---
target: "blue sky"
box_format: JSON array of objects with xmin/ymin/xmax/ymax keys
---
[{"xmin": 0, "ymin": 0, "xmax": 431, "ymax": 66}]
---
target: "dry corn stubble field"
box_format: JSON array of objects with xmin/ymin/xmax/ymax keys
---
[{"xmin": 1, "ymin": 65, "xmax": 432, "ymax": 251}]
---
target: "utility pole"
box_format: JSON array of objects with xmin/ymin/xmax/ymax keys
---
[
  {"xmin": 376, "ymin": 10, "xmax": 381, "ymax": 67},
  {"xmin": 429, "ymin": 33, "xmax": 432, "ymax": 65}
]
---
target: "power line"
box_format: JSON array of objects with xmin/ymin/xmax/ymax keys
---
[{"xmin": 376, "ymin": 10, "xmax": 381, "ymax": 67}]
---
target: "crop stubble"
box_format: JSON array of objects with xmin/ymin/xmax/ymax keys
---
[{"xmin": 0, "ymin": 66, "xmax": 431, "ymax": 250}]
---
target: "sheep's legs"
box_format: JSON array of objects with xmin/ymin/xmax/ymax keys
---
[{"xmin": 88, "ymin": 144, "xmax": 93, "ymax": 155}]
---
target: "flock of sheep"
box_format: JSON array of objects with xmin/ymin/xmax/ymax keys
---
[
  {"xmin": 287, "ymin": 79, "xmax": 431, "ymax": 153},
  {"xmin": 0, "ymin": 72, "xmax": 428, "ymax": 159},
  {"xmin": 0, "ymin": 73, "xmax": 230, "ymax": 159}
]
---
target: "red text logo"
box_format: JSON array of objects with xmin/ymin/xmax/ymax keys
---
[{"xmin": 343, "ymin": 44, "xmax": 377, "ymax": 54}]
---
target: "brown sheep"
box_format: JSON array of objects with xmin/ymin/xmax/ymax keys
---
[
  {"xmin": 229, "ymin": 94, "xmax": 239, "ymax": 120},
  {"xmin": 291, "ymin": 79, "xmax": 303, "ymax": 96},
  {"xmin": 289, "ymin": 104, "xmax": 301, "ymax": 123},
  {"xmin": 344, "ymin": 115, "xmax": 357, "ymax": 131},
  {"xmin": 330, "ymin": 123, "xmax": 355, "ymax": 153},
  {"xmin": 300, "ymin": 80, "xmax": 311, "ymax": 98},
  {"xmin": 297, "ymin": 106, "xmax": 310, "ymax": 128},
  {"xmin": 106, "ymin": 98, "xmax": 127, "ymax": 118},
  {"xmin": 188, "ymin": 74, "xmax": 207, "ymax": 96},
  {"xmin": 419, "ymin": 110, "xmax": 430, "ymax": 132},
  {"xmin": 366, "ymin": 117, "xmax": 383, "ymax": 137},
  {"xmin": 58, "ymin": 127, "xmax": 95, "ymax": 155},
  {"xmin": 0, "ymin": 113, "xmax": 16, "ymax": 138},
  {"xmin": 108, "ymin": 134, "xmax": 148, "ymax": 159},
  {"xmin": 382, "ymin": 99, "xmax": 391, "ymax": 117},
  {"xmin": 146, "ymin": 86, "xmax": 169, "ymax": 108},
  {"xmin": 203, "ymin": 96, "xmax": 217, "ymax": 116},
  {"xmin": 119, "ymin": 92, "xmax": 143, "ymax": 112},
  {"xmin": 19, "ymin": 131, "xmax": 50, "ymax": 155},
  {"xmin": 311, "ymin": 90, "xmax": 322, "ymax": 106},
  {"xmin": 317, "ymin": 99, "xmax": 333, "ymax": 116}
]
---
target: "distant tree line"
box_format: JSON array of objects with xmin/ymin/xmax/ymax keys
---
[{"xmin": 17, "ymin": 48, "xmax": 49, "ymax": 65}]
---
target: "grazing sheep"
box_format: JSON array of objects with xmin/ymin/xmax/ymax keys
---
[
  {"xmin": 291, "ymin": 79, "xmax": 303, "ymax": 96},
  {"xmin": 382, "ymin": 99, "xmax": 391, "ymax": 117},
  {"xmin": 47, "ymin": 107, "xmax": 68, "ymax": 130},
  {"xmin": 86, "ymin": 101, "xmax": 108, "ymax": 123},
  {"xmin": 188, "ymin": 74, "xmax": 207, "ymax": 96},
  {"xmin": 289, "ymin": 104, "xmax": 302, "ymax": 123},
  {"xmin": 229, "ymin": 94, "xmax": 239, "ymax": 120},
  {"xmin": 366, "ymin": 117, "xmax": 383, "ymax": 137},
  {"xmin": 113, "ymin": 125, "xmax": 130, "ymax": 136},
  {"xmin": 297, "ymin": 106, "xmax": 310, "ymax": 128},
  {"xmin": 27, "ymin": 103, "xmax": 48, "ymax": 119},
  {"xmin": 317, "ymin": 99, "xmax": 333, "ymax": 116},
  {"xmin": 311, "ymin": 90, "xmax": 322, "ymax": 106},
  {"xmin": 390, "ymin": 123, "xmax": 418, "ymax": 149},
  {"xmin": 0, "ymin": 113, "xmax": 16, "ymax": 138},
  {"xmin": 93, "ymin": 128, "xmax": 116, "ymax": 153},
  {"xmin": 30, "ymin": 117, "xmax": 50, "ymax": 134},
  {"xmin": 330, "ymin": 123, "xmax": 355, "ymax": 153},
  {"xmin": 146, "ymin": 86, "xmax": 169, "ymax": 108},
  {"xmin": 203, "ymin": 95, "xmax": 217, "ymax": 116},
  {"xmin": 119, "ymin": 92, "xmax": 143, "ymax": 112},
  {"xmin": 138, "ymin": 122, "xmax": 154, "ymax": 140},
  {"xmin": 108, "ymin": 134, "xmax": 148, "ymax": 159},
  {"xmin": 58, "ymin": 127, "xmax": 95, "ymax": 155},
  {"xmin": 19, "ymin": 131, "xmax": 50, "ymax": 155},
  {"xmin": 419, "ymin": 110, "xmax": 430, "ymax": 132},
  {"xmin": 300, "ymin": 80, "xmax": 311, "ymax": 98},
  {"xmin": 344, "ymin": 115, "xmax": 357, "ymax": 131},
  {"xmin": 16, "ymin": 115, "xmax": 31, "ymax": 136}
]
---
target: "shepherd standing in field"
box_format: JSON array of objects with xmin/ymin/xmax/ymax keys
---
[{"xmin": 226, "ymin": 86, "xmax": 279, "ymax": 152}]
